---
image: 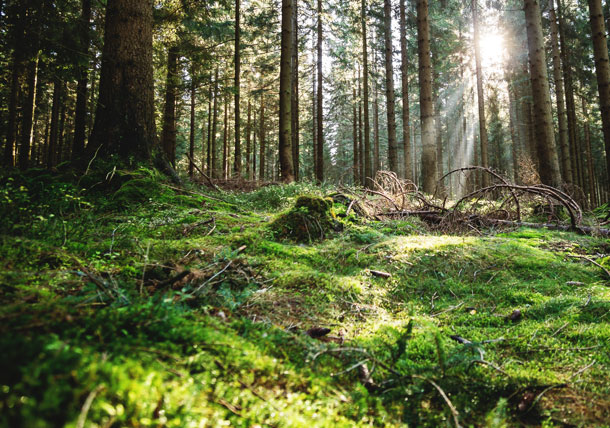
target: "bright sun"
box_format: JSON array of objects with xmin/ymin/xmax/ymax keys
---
[{"xmin": 478, "ymin": 31, "xmax": 505, "ymax": 71}]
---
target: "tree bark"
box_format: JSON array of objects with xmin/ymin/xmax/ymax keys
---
[
  {"xmin": 582, "ymin": 98, "xmax": 597, "ymax": 207},
  {"xmin": 234, "ymin": 0, "xmax": 242, "ymax": 176},
  {"xmin": 361, "ymin": 0, "xmax": 371, "ymax": 185},
  {"xmin": 291, "ymin": 0, "xmax": 300, "ymax": 180},
  {"xmin": 549, "ymin": 0, "xmax": 571, "ymax": 183},
  {"xmin": 259, "ymin": 95, "xmax": 266, "ymax": 181},
  {"xmin": 316, "ymin": 0, "xmax": 324, "ymax": 182},
  {"xmin": 18, "ymin": 50, "xmax": 40, "ymax": 170},
  {"xmin": 524, "ymin": 0, "xmax": 562, "ymax": 187},
  {"xmin": 353, "ymin": 85, "xmax": 359, "ymax": 184},
  {"xmin": 246, "ymin": 99, "xmax": 252, "ymax": 179},
  {"xmin": 587, "ymin": 0, "xmax": 610, "ymax": 179},
  {"xmin": 88, "ymin": 0, "xmax": 157, "ymax": 162},
  {"xmin": 72, "ymin": 0, "xmax": 92, "ymax": 159},
  {"xmin": 279, "ymin": 0, "xmax": 295, "ymax": 182},
  {"xmin": 161, "ymin": 45, "xmax": 179, "ymax": 167},
  {"xmin": 47, "ymin": 79, "xmax": 62, "ymax": 169},
  {"xmin": 383, "ymin": 0, "xmax": 398, "ymax": 173},
  {"xmin": 211, "ymin": 67, "xmax": 219, "ymax": 179},
  {"xmin": 223, "ymin": 94, "xmax": 228, "ymax": 179},
  {"xmin": 417, "ymin": 0, "xmax": 436, "ymax": 193},
  {"xmin": 472, "ymin": 0, "xmax": 490, "ymax": 187},
  {"xmin": 189, "ymin": 68, "xmax": 196, "ymax": 178},
  {"xmin": 399, "ymin": 0, "xmax": 411, "ymax": 181}
]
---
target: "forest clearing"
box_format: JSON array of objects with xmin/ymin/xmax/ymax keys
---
[{"xmin": 2, "ymin": 0, "xmax": 610, "ymax": 426}]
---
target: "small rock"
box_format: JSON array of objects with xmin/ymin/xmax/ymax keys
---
[{"xmin": 509, "ymin": 309, "xmax": 522, "ymax": 321}]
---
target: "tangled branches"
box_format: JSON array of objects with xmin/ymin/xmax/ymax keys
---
[{"xmin": 340, "ymin": 168, "xmax": 608, "ymax": 236}]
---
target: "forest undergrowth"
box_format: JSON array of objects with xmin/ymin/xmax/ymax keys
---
[{"xmin": 1, "ymin": 166, "xmax": 609, "ymax": 427}]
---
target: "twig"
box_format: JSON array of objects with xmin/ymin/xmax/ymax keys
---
[
  {"xmin": 413, "ymin": 375, "xmax": 460, "ymax": 428},
  {"xmin": 568, "ymin": 254, "xmax": 610, "ymax": 281},
  {"xmin": 185, "ymin": 153, "xmax": 222, "ymax": 192},
  {"xmin": 370, "ymin": 269, "xmax": 392, "ymax": 278},
  {"xmin": 76, "ymin": 385, "xmax": 106, "ymax": 428},
  {"xmin": 430, "ymin": 302, "xmax": 464, "ymax": 318}
]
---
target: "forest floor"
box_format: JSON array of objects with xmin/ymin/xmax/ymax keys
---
[{"xmin": 1, "ymin": 166, "xmax": 609, "ymax": 427}]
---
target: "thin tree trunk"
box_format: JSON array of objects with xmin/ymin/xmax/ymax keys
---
[
  {"xmin": 234, "ymin": 0, "xmax": 242, "ymax": 177},
  {"xmin": 582, "ymin": 98, "xmax": 597, "ymax": 207},
  {"xmin": 291, "ymin": 0, "xmax": 299, "ymax": 180},
  {"xmin": 312, "ymin": 36, "xmax": 317, "ymax": 179},
  {"xmin": 524, "ymin": 0, "xmax": 562, "ymax": 187},
  {"xmin": 358, "ymin": 67, "xmax": 366, "ymax": 186},
  {"xmin": 161, "ymin": 46, "xmax": 178, "ymax": 167},
  {"xmin": 246, "ymin": 99, "xmax": 252, "ymax": 179},
  {"xmin": 361, "ymin": 0, "xmax": 371, "ymax": 184},
  {"xmin": 18, "ymin": 52, "xmax": 40, "ymax": 170},
  {"xmin": 223, "ymin": 94, "xmax": 228, "ymax": 180},
  {"xmin": 4, "ymin": 48, "xmax": 22, "ymax": 167},
  {"xmin": 472, "ymin": 0, "xmax": 490, "ymax": 186},
  {"xmin": 206, "ymin": 73, "xmax": 213, "ymax": 173},
  {"xmin": 279, "ymin": 0, "xmax": 295, "ymax": 182},
  {"xmin": 557, "ymin": 0, "xmax": 579, "ymax": 185},
  {"xmin": 72, "ymin": 0, "xmax": 92, "ymax": 159},
  {"xmin": 48, "ymin": 79, "xmax": 62, "ymax": 169},
  {"xmin": 383, "ymin": 0, "xmax": 398, "ymax": 173},
  {"xmin": 417, "ymin": 0, "xmax": 436, "ymax": 193},
  {"xmin": 259, "ymin": 96, "xmax": 266, "ymax": 181},
  {"xmin": 373, "ymin": 76, "xmax": 380, "ymax": 175},
  {"xmin": 549, "ymin": 0, "xmax": 571, "ymax": 183},
  {"xmin": 399, "ymin": 0, "xmax": 411, "ymax": 181},
  {"xmin": 587, "ymin": 0, "xmax": 610, "ymax": 179},
  {"xmin": 316, "ymin": 0, "xmax": 324, "ymax": 182},
  {"xmin": 189, "ymin": 69, "xmax": 196, "ymax": 178},
  {"xmin": 211, "ymin": 68, "xmax": 219, "ymax": 179},
  {"xmin": 353, "ymin": 85, "xmax": 359, "ymax": 184}
]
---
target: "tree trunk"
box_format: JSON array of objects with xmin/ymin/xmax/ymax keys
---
[
  {"xmin": 3, "ymin": 48, "xmax": 22, "ymax": 167},
  {"xmin": 246, "ymin": 99, "xmax": 252, "ymax": 179},
  {"xmin": 161, "ymin": 45, "xmax": 179, "ymax": 167},
  {"xmin": 279, "ymin": 0, "xmax": 295, "ymax": 182},
  {"xmin": 206, "ymin": 73, "xmax": 213, "ymax": 173},
  {"xmin": 417, "ymin": 0, "xmax": 436, "ymax": 193},
  {"xmin": 18, "ymin": 51, "xmax": 40, "ymax": 170},
  {"xmin": 259, "ymin": 96, "xmax": 266, "ymax": 181},
  {"xmin": 549, "ymin": 0, "xmax": 571, "ymax": 184},
  {"xmin": 47, "ymin": 79, "xmax": 62, "ymax": 169},
  {"xmin": 383, "ymin": 0, "xmax": 398, "ymax": 173},
  {"xmin": 223, "ymin": 95, "xmax": 228, "ymax": 180},
  {"xmin": 472, "ymin": 0, "xmax": 490, "ymax": 187},
  {"xmin": 189, "ymin": 70, "xmax": 196, "ymax": 178},
  {"xmin": 582, "ymin": 98, "xmax": 598, "ymax": 207},
  {"xmin": 353, "ymin": 85, "xmax": 359, "ymax": 184},
  {"xmin": 399, "ymin": 0, "xmax": 411, "ymax": 181},
  {"xmin": 234, "ymin": 0, "xmax": 242, "ymax": 177},
  {"xmin": 211, "ymin": 68, "xmax": 219, "ymax": 179},
  {"xmin": 587, "ymin": 0, "xmax": 610, "ymax": 179},
  {"xmin": 88, "ymin": 0, "xmax": 156, "ymax": 162},
  {"xmin": 72, "ymin": 0, "xmax": 92, "ymax": 159},
  {"xmin": 316, "ymin": 0, "xmax": 324, "ymax": 182},
  {"xmin": 358, "ymin": 67, "xmax": 366, "ymax": 186},
  {"xmin": 524, "ymin": 0, "xmax": 562, "ymax": 187},
  {"xmin": 373, "ymin": 75, "xmax": 380, "ymax": 175},
  {"xmin": 291, "ymin": 0, "xmax": 300, "ymax": 180},
  {"xmin": 361, "ymin": 0, "xmax": 371, "ymax": 185},
  {"xmin": 312, "ymin": 36, "xmax": 317, "ymax": 179}
]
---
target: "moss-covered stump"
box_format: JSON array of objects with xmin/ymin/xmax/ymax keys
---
[{"xmin": 270, "ymin": 195, "xmax": 342, "ymax": 242}]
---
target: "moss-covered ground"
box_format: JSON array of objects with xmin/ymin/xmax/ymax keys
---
[{"xmin": 1, "ymin": 168, "xmax": 609, "ymax": 427}]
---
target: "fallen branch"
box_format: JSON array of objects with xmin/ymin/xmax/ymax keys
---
[
  {"xmin": 185, "ymin": 153, "xmax": 222, "ymax": 192},
  {"xmin": 568, "ymin": 254, "xmax": 610, "ymax": 280}
]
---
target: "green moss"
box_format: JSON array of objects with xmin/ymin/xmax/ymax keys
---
[{"xmin": 270, "ymin": 195, "xmax": 342, "ymax": 242}]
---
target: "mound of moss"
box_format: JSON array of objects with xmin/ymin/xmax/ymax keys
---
[{"xmin": 270, "ymin": 195, "xmax": 342, "ymax": 242}]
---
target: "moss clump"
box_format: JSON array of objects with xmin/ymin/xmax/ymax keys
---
[
  {"xmin": 270, "ymin": 195, "xmax": 342, "ymax": 242},
  {"xmin": 112, "ymin": 178, "xmax": 163, "ymax": 208}
]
